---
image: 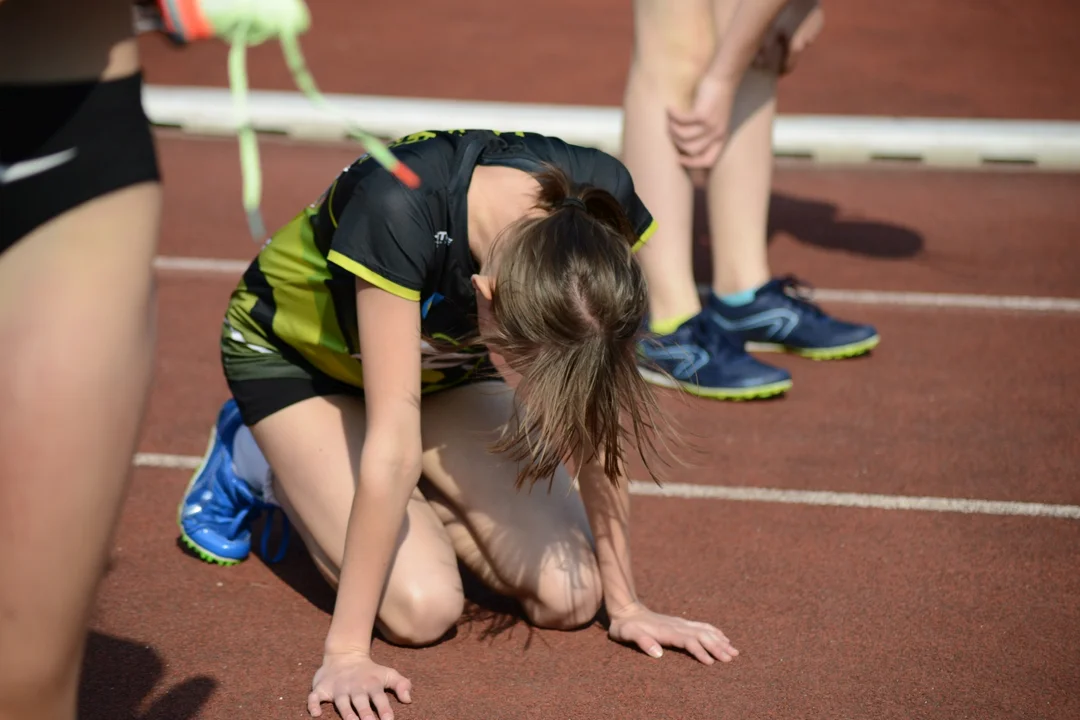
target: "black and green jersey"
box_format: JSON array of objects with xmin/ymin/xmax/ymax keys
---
[{"xmin": 222, "ymin": 129, "xmax": 657, "ymax": 392}]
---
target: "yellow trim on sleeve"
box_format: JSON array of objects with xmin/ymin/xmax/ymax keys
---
[
  {"xmin": 631, "ymin": 218, "xmax": 658, "ymax": 253},
  {"xmin": 326, "ymin": 180, "xmax": 340, "ymax": 228},
  {"xmin": 327, "ymin": 250, "xmax": 421, "ymax": 302}
]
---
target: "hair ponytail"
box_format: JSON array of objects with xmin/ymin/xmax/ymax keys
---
[
  {"xmin": 482, "ymin": 164, "xmax": 668, "ymax": 489},
  {"xmin": 532, "ymin": 163, "xmax": 639, "ymax": 251}
]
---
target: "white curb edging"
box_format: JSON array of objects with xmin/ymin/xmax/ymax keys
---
[{"xmin": 143, "ymin": 85, "xmax": 1080, "ymax": 169}]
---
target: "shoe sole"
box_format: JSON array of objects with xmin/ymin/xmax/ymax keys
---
[
  {"xmin": 178, "ymin": 533, "xmax": 243, "ymax": 566},
  {"xmin": 175, "ymin": 422, "xmax": 248, "ymax": 567},
  {"xmin": 638, "ymin": 367, "xmax": 792, "ymax": 400},
  {"xmin": 746, "ymin": 334, "xmax": 880, "ymax": 360}
]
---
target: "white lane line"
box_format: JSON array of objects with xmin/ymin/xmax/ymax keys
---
[
  {"xmin": 134, "ymin": 452, "xmax": 203, "ymax": 470},
  {"xmin": 808, "ymin": 288, "xmax": 1080, "ymax": 313},
  {"xmin": 154, "ymin": 256, "xmax": 249, "ymax": 274},
  {"xmin": 630, "ymin": 481, "xmax": 1080, "ymax": 519},
  {"xmin": 152, "ymin": 255, "xmax": 1080, "ymax": 314},
  {"xmin": 134, "ymin": 452, "xmax": 1080, "ymax": 520}
]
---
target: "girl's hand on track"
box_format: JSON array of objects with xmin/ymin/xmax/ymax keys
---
[
  {"xmin": 308, "ymin": 651, "xmax": 412, "ymax": 720},
  {"xmin": 608, "ymin": 603, "xmax": 739, "ymax": 665}
]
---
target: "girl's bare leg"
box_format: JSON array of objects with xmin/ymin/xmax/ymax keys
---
[{"xmin": 251, "ymin": 396, "xmax": 466, "ymax": 647}]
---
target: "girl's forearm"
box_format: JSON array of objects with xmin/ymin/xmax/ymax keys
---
[
  {"xmin": 575, "ymin": 458, "xmax": 639, "ymax": 617},
  {"xmin": 323, "ymin": 454, "xmax": 422, "ymax": 656}
]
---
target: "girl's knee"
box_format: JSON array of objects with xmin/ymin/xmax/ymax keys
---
[
  {"xmin": 379, "ymin": 583, "xmax": 465, "ymax": 647},
  {"xmin": 523, "ymin": 558, "xmax": 603, "ymax": 631}
]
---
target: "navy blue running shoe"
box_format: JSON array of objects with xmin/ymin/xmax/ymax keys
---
[
  {"xmin": 177, "ymin": 399, "xmax": 290, "ymax": 565},
  {"xmin": 707, "ymin": 276, "xmax": 880, "ymax": 360},
  {"xmin": 638, "ymin": 313, "xmax": 792, "ymax": 400}
]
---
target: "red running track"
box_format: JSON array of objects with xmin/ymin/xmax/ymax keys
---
[
  {"xmin": 77, "ymin": 130, "xmax": 1080, "ymax": 720},
  {"xmin": 78, "ymin": 2, "xmax": 1080, "ymax": 717}
]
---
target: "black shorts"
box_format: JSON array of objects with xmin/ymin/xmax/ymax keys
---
[
  {"xmin": 0, "ymin": 71, "xmax": 160, "ymax": 252},
  {"xmin": 226, "ymin": 374, "xmax": 365, "ymax": 430},
  {"xmin": 223, "ymin": 333, "xmax": 501, "ymax": 428}
]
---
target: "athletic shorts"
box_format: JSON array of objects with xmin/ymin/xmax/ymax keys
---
[
  {"xmin": 0, "ymin": 71, "xmax": 160, "ymax": 252},
  {"xmin": 221, "ymin": 321, "xmax": 501, "ymax": 428}
]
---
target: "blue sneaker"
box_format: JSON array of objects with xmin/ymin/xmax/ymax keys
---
[
  {"xmin": 708, "ymin": 276, "xmax": 880, "ymax": 360},
  {"xmin": 638, "ymin": 313, "xmax": 793, "ymax": 400},
  {"xmin": 177, "ymin": 399, "xmax": 290, "ymax": 566}
]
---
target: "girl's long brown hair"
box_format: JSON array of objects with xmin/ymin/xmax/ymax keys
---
[{"xmin": 481, "ymin": 163, "xmax": 668, "ymax": 489}]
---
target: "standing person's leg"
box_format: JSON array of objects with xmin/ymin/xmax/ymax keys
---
[
  {"xmin": 622, "ymin": 0, "xmax": 714, "ymax": 326},
  {"xmin": 702, "ymin": 42, "xmax": 776, "ymax": 298},
  {"xmin": 702, "ymin": 1, "xmax": 880, "ymax": 360},
  {"xmin": 0, "ymin": 5, "xmax": 162, "ymax": 717},
  {"xmin": 0, "ymin": 61, "xmax": 160, "ymax": 720},
  {"xmin": 622, "ymin": 0, "xmax": 792, "ymax": 400},
  {"xmin": 0, "ymin": 183, "xmax": 161, "ymax": 720}
]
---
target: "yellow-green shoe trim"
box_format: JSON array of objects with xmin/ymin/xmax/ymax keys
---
[
  {"xmin": 638, "ymin": 367, "xmax": 792, "ymax": 400},
  {"xmin": 746, "ymin": 334, "xmax": 880, "ymax": 360}
]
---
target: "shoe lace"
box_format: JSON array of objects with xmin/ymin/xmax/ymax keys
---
[
  {"xmin": 257, "ymin": 501, "xmax": 292, "ymax": 565},
  {"xmin": 773, "ymin": 274, "xmax": 826, "ymax": 318},
  {"xmin": 215, "ymin": 470, "xmax": 292, "ymax": 565},
  {"xmin": 688, "ymin": 312, "xmax": 743, "ymax": 358}
]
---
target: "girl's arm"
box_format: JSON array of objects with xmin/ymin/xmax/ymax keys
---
[
  {"xmin": 573, "ymin": 456, "xmax": 639, "ymax": 617},
  {"xmin": 308, "ymin": 278, "xmax": 422, "ymax": 720},
  {"xmin": 571, "ymin": 453, "xmax": 740, "ymax": 665},
  {"xmin": 484, "ymin": 348, "xmax": 735, "ymax": 663},
  {"xmin": 323, "ymin": 279, "xmax": 424, "ymax": 655}
]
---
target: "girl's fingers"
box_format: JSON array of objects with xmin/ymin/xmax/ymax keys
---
[
  {"xmin": 389, "ymin": 673, "xmax": 413, "ymax": 704},
  {"xmin": 689, "ymin": 621, "xmax": 735, "ymax": 649},
  {"xmin": 630, "ymin": 630, "xmax": 664, "ymax": 659},
  {"xmin": 355, "ymin": 693, "xmax": 378, "ymax": 720},
  {"xmin": 680, "ymin": 637, "xmax": 715, "ymax": 665},
  {"xmin": 307, "ymin": 691, "xmax": 324, "ymax": 717},
  {"xmin": 370, "ymin": 690, "xmax": 394, "ymax": 720},
  {"xmin": 699, "ymin": 630, "xmax": 736, "ymax": 662},
  {"xmin": 335, "ymin": 693, "xmax": 360, "ymax": 720}
]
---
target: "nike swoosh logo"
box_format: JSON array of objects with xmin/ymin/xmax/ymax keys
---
[{"xmin": 0, "ymin": 148, "xmax": 78, "ymax": 185}]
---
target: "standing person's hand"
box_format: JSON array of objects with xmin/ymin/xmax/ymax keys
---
[
  {"xmin": 666, "ymin": 0, "xmax": 818, "ymax": 168},
  {"xmin": 755, "ymin": 0, "xmax": 824, "ymax": 75},
  {"xmin": 779, "ymin": 1, "xmax": 824, "ymax": 74},
  {"xmin": 666, "ymin": 75, "xmax": 739, "ymax": 169}
]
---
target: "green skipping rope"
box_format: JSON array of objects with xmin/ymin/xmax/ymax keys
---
[{"xmin": 206, "ymin": 0, "xmax": 420, "ymax": 241}]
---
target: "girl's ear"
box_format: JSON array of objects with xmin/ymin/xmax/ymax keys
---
[{"xmin": 471, "ymin": 274, "xmax": 494, "ymax": 301}]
